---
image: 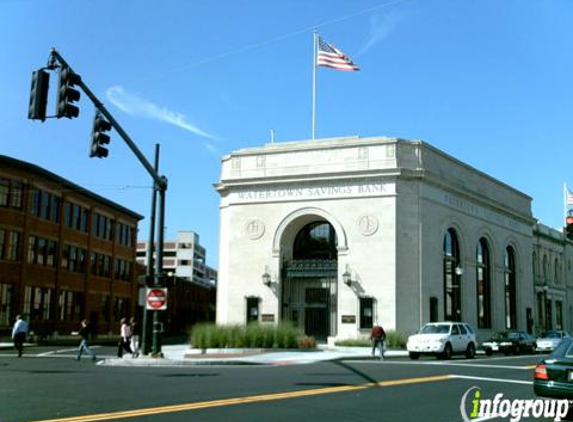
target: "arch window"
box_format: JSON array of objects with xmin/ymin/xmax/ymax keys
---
[
  {"xmin": 443, "ymin": 229, "xmax": 461, "ymax": 322},
  {"xmin": 293, "ymin": 222, "xmax": 337, "ymax": 260},
  {"xmin": 476, "ymin": 238, "xmax": 491, "ymax": 329},
  {"xmin": 504, "ymin": 246, "xmax": 517, "ymax": 329}
]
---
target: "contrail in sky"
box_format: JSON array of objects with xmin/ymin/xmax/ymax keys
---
[{"xmin": 105, "ymin": 86, "xmax": 217, "ymax": 143}]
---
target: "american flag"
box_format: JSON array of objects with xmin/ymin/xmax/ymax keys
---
[
  {"xmin": 316, "ymin": 37, "xmax": 360, "ymax": 72},
  {"xmin": 567, "ymin": 187, "xmax": 573, "ymax": 206}
]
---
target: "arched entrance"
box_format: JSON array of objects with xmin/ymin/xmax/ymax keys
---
[{"xmin": 281, "ymin": 221, "xmax": 338, "ymax": 342}]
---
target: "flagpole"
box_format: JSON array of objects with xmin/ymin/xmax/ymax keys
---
[
  {"xmin": 564, "ymin": 182, "xmax": 568, "ymax": 225},
  {"xmin": 312, "ymin": 30, "xmax": 317, "ymax": 140}
]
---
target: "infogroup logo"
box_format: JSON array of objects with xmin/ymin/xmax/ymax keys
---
[{"xmin": 460, "ymin": 386, "xmax": 569, "ymax": 422}]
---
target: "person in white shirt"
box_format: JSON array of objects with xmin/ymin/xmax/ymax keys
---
[
  {"xmin": 117, "ymin": 317, "xmax": 133, "ymax": 357},
  {"xmin": 11, "ymin": 315, "xmax": 28, "ymax": 358}
]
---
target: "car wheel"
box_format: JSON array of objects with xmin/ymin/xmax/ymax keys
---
[
  {"xmin": 409, "ymin": 352, "xmax": 419, "ymax": 360},
  {"xmin": 485, "ymin": 347, "xmax": 493, "ymax": 356},
  {"xmin": 465, "ymin": 342, "xmax": 476, "ymax": 359},
  {"xmin": 440, "ymin": 343, "xmax": 453, "ymax": 360}
]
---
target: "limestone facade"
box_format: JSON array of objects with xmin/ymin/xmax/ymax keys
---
[{"xmin": 215, "ymin": 136, "xmax": 571, "ymax": 343}]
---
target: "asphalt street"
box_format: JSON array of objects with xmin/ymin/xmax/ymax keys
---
[{"xmin": 0, "ymin": 345, "xmax": 561, "ymax": 422}]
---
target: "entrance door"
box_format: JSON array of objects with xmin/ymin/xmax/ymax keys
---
[
  {"xmin": 304, "ymin": 288, "xmax": 329, "ymax": 342},
  {"xmin": 282, "ymin": 261, "xmax": 337, "ymax": 342},
  {"xmin": 281, "ymin": 221, "xmax": 339, "ymax": 343}
]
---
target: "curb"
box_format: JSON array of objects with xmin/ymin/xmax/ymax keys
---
[{"xmin": 101, "ymin": 358, "xmax": 262, "ymax": 367}]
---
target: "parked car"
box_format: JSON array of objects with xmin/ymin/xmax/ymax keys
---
[
  {"xmin": 407, "ymin": 322, "xmax": 477, "ymax": 360},
  {"xmin": 534, "ymin": 337, "xmax": 573, "ymax": 399},
  {"xmin": 535, "ymin": 330, "xmax": 570, "ymax": 353},
  {"xmin": 482, "ymin": 330, "xmax": 536, "ymax": 356}
]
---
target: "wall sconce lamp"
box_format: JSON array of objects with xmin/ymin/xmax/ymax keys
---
[
  {"xmin": 455, "ymin": 266, "xmax": 464, "ymax": 276},
  {"xmin": 342, "ymin": 265, "xmax": 352, "ymax": 286},
  {"xmin": 262, "ymin": 267, "xmax": 271, "ymax": 287}
]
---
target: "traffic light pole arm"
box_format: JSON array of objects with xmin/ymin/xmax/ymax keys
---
[{"xmin": 50, "ymin": 49, "xmax": 167, "ymax": 191}]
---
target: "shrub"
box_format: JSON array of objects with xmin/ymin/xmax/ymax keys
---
[
  {"xmin": 190, "ymin": 323, "xmax": 212, "ymax": 350},
  {"xmin": 385, "ymin": 330, "xmax": 406, "ymax": 349},
  {"xmin": 275, "ymin": 322, "xmax": 299, "ymax": 348},
  {"xmin": 334, "ymin": 330, "xmax": 406, "ymax": 349},
  {"xmin": 189, "ymin": 322, "xmax": 309, "ymax": 349},
  {"xmin": 334, "ymin": 339, "xmax": 371, "ymax": 347},
  {"xmin": 229, "ymin": 324, "xmax": 246, "ymax": 348},
  {"xmin": 298, "ymin": 336, "xmax": 317, "ymax": 349},
  {"xmin": 245, "ymin": 323, "xmax": 264, "ymax": 348}
]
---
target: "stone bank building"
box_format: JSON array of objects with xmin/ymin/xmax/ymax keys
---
[{"xmin": 215, "ymin": 137, "xmax": 573, "ymax": 343}]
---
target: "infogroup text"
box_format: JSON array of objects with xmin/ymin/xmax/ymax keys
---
[{"xmin": 460, "ymin": 386, "xmax": 569, "ymax": 422}]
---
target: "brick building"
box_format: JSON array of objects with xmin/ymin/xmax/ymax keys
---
[
  {"xmin": 137, "ymin": 231, "xmax": 217, "ymax": 334},
  {"xmin": 0, "ymin": 155, "xmax": 143, "ymax": 338}
]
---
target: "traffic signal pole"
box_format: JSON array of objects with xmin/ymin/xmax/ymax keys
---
[
  {"xmin": 141, "ymin": 144, "xmax": 159, "ymax": 356},
  {"xmin": 48, "ymin": 48, "xmax": 167, "ymax": 356}
]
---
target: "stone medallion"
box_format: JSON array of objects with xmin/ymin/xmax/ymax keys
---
[
  {"xmin": 245, "ymin": 218, "xmax": 265, "ymax": 240},
  {"xmin": 357, "ymin": 214, "xmax": 378, "ymax": 236}
]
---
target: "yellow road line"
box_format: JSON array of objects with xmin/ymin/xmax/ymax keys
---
[{"xmin": 27, "ymin": 374, "xmax": 455, "ymax": 422}]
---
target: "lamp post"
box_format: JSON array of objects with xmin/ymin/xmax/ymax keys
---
[
  {"xmin": 342, "ymin": 269, "xmax": 352, "ymax": 286},
  {"xmin": 262, "ymin": 271, "xmax": 271, "ymax": 287}
]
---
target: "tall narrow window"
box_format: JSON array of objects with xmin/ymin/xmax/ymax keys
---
[
  {"xmin": 536, "ymin": 292, "xmax": 544, "ymax": 333},
  {"xmin": 8, "ymin": 231, "xmax": 21, "ymax": 261},
  {"xmin": 546, "ymin": 299, "xmax": 553, "ymax": 330},
  {"xmin": 359, "ymin": 297, "xmax": 374, "ymax": 329},
  {"xmin": 532, "ymin": 252, "xmax": 537, "ymax": 283},
  {"xmin": 504, "ymin": 246, "xmax": 517, "ymax": 329},
  {"xmin": 444, "ymin": 228, "xmax": 461, "ymax": 322},
  {"xmin": 476, "ymin": 238, "xmax": 491, "ymax": 329},
  {"xmin": 246, "ymin": 297, "xmax": 259, "ymax": 323},
  {"xmin": 0, "ymin": 283, "xmax": 13, "ymax": 326},
  {"xmin": 556, "ymin": 301, "xmax": 563, "ymax": 330}
]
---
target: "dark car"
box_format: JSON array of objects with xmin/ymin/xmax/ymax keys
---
[
  {"xmin": 534, "ymin": 337, "xmax": 573, "ymax": 399},
  {"xmin": 482, "ymin": 330, "xmax": 536, "ymax": 356}
]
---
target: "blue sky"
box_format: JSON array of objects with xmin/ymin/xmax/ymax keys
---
[{"xmin": 1, "ymin": 0, "xmax": 572, "ymax": 267}]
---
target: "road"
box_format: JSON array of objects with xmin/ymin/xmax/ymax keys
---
[{"xmin": 0, "ymin": 345, "xmax": 560, "ymax": 422}]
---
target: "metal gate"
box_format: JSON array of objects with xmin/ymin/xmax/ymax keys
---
[{"xmin": 281, "ymin": 259, "xmax": 337, "ymax": 342}]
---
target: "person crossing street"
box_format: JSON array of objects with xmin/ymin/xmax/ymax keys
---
[{"xmin": 11, "ymin": 315, "xmax": 28, "ymax": 358}]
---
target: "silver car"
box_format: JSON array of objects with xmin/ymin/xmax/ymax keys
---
[{"xmin": 535, "ymin": 330, "xmax": 570, "ymax": 353}]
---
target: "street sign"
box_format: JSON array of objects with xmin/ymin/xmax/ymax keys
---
[{"xmin": 146, "ymin": 288, "xmax": 168, "ymax": 311}]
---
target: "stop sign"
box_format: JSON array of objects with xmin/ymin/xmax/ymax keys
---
[{"xmin": 146, "ymin": 288, "xmax": 168, "ymax": 310}]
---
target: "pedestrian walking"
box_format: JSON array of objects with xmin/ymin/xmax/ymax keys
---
[
  {"xmin": 117, "ymin": 317, "xmax": 133, "ymax": 358},
  {"xmin": 11, "ymin": 315, "xmax": 28, "ymax": 358},
  {"xmin": 371, "ymin": 322, "xmax": 386, "ymax": 360},
  {"xmin": 72, "ymin": 319, "xmax": 96, "ymax": 361},
  {"xmin": 129, "ymin": 317, "xmax": 141, "ymax": 358}
]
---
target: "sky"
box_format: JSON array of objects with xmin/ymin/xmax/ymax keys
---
[{"xmin": 1, "ymin": 0, "xmax": 573, "ymax": 268}]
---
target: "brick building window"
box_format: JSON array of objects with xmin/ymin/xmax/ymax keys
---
[
  {"xmin": 24, "ymin": 286, "xmax": 53, "ymax": 321},
  {"xmin": 0, "ymin": 283, "xmax": 13, "ymax": 326},
  {"xmin": 27, "ymin": 235, "xmax": 57, "ymax": 267},
  {"xmin": 0, "ymin": 177, "xmax": 23, "ymax": 210},
  {"xmin": 58, "ymin": 290, "xmax": 83, "ymax": 321},
  {"xmin": 92, "ymin": 212, "xmax": 114, "ymax": 240},
  {"xmin": 31, "ymin": 188, "xmax": 60, "ymax": 223},
  {"xmin": 0, "ymin": 229, "xmax": 21, "ymax": 261}
]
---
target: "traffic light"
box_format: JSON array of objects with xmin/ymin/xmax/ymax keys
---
[
  {"xmin": 90, "ymin": 112, "xmax": 112, "ymax": 158},
  {"xmin": 566, "ymin": 215, "xmax": 573, "ymax": 240},
  {"xmin": 28, "ymin": 70, "xmax": 50, "ymax": 121},
  {"xmin": 56, "ymin": 67, "xmax": 81, "ymax": 118}
]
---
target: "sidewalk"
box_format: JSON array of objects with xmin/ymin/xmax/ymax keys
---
[
  {"xmin": 0, "ymin": 341, "xmax": 409, "ymax": 366},
  {"xmin": 101, "ymin": 345, "xmax": 409, "ymax": 367}
]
